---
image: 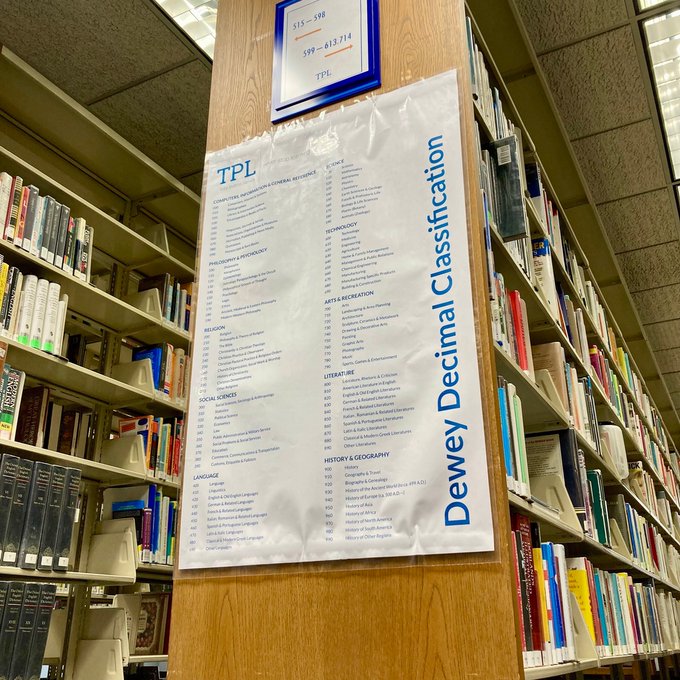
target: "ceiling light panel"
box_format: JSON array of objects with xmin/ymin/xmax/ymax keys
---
[
  {"xmin": 153, "ymin": 0, "xmax": 217, "ymax": 59},
  {"xmin": 645, "ymin": 9, "xmax": 680, "ymax": 179}
]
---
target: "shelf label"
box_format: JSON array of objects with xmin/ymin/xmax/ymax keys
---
[
  {"xmin": 180, "ymin": 71, "xmax": 494, "ymax": 569},
  {"xmin": 272, "ymin": 0, "xmax": 380, "ymax": 122}
]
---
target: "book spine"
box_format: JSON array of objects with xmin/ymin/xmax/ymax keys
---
[
  {"xmin": 7, "ymin": 582, "xmax": 41, "ymax": 680},
  {"xmin": 30, "ymin": 195, "xmax": 45, "ymax": 258},
  {"xmin": 81, "ymin": 225, "xmax": 93, "ymax": 282},
  {"xmin": 0, "ymin": 582, "xmax": 25, "ymax": 677},
  {"xmin": 5, "ymin": 177, "xmax": 24, "ymax": 242},
  {"xmin": 27, "ymin": 278, "xmax": 49, "ymax": 350},
  {"xmin": 0, "ymin": 267, "xmax": 16, "ymax": 331},
  {"xmin": 21, "ymin": 185, "xmax": 39, "ymax": 252},
  {"xmin": 37, "ymin": 464, "xmax": 66, "ymax": 570},
  {"xmin": 0, "ymin": 454, "xmax": 19, "ymax": 558},
  {"xmin": 18, "ymin": 461, "xmax": 52, "ymax": 569},
  {"xmin": 40, "ymin": 282, "xmax": 61, "ymax": 353},
  {"xmin": 52, "ymin": 468, "xmax": 81, "ymax": 571},
  {"xmin": 0, "ymin": 368, "xmax": 24, "ymax": 441},
  {"xmin": 14, "ymin": 275, "xmax": 38, "ymax": 345},
  {"xmin": 39, "ymin": 197, "xmax": 55, "ymax": 261},
  {"xmin": 53, "ymin": 205, "xmax": 71, "ymax": 269},
  {"xmin": 142, "ymin": 507, "xmax": 152, "ymax": 563},
  {"xmin": 0, "ymin": 174, "xmax": 12, "ymax": 232},
  {"xmin": 45, "ymin": 204, "xmax": 62, "ymax": 265},
  {"xmin": 24, "ymin": 584, "xmax": 57, "ymax": 680},
  {"xmin": 1, "ymin": 458, "xmax": 33, "ymax": 566},
  {"xmin": 53, "ymin": 295, "xmax": 69, "ymax": 356},
  {"xmin": 13, "ymin": 186, "xmax": 29, "ymax": 247},
  {"xmin": 5, "ymin": 271, "xmax": 23, "ymax": 336},
  {"xmin": 62, "ymin": 217, "xmax": 75, "ymax": 275}
]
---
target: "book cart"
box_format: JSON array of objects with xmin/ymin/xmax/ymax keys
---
[
  {"xmin": 467, "ymin": 2, "xmax": 680, "ymax": 679},
  {"xmin": 0, "ymin": 45, "xmax": 196, "ymax": 679}
]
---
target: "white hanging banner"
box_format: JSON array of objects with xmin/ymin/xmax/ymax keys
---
[{"xmin": 180, "ymin": 70, "xmax": 494, "ymax": 569}]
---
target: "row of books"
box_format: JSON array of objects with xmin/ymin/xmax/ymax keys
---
[
  {"xmin": 118, "ymin": 415, "xmax": 184, "ymax": 483},
  {"xmin": 104, "ymin": 484, "xmax": 177, "ymax": 566},
  {"xmin": 512, "ymin": 513, "xmax": 680, "ymax": 669},
  {"xmin": 0, "ymin": 455, "xmax": 80, "ymax": 571},
  {"xmin": 0, "ymin": 263, "xmax": 69, "ymax": 354},
  {"xmin": 131, "ymin": 342, "xmax": 190, "ymax": 403},
  {"xmin": 0, "ymin": 173, "xmax": 93, "ymax": 281},
  {"xmin": 137, "ymin": 273, "xmax": 193, "ymax": 333},
  {"xmin": 0, "ymin": 581, "xmax": 56, "ymax": 680},
  {"xmin": 522, "ymin": 426, "xmax": 680, "ymax": 583},
  {"xmin": 469, "ymin": 27, "xmax": 678, "ymax": 502},
  {"xmin": 0, "ymin": 360, "xmax": 94, "ymax": 457}
]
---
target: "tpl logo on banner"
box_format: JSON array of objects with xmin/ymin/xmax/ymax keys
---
[{"xmin": 217, "ymin": 160, "xmax": 256, "ymax": 184}]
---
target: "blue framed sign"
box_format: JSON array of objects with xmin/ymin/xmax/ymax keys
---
[{"xmin": 271, "ymin": 0, "xmax": 380, "ymax": 123}]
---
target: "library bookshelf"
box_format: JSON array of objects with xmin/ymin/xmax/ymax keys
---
[
  {"xmin": 0, "ymin": 44, "xmax": 194, "ymax": 679},
  {"xmin": 467, "ymin": 2, "xmax": 680, "ymax": 678}
]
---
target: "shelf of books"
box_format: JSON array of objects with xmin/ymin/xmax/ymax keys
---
[
  {"xmin": 467, "ymin": 11, "xmax": 680, "ymax": 678},
  {"xmin": 0, "ymin": 47, "xmax": 191, "ymax": 680}
]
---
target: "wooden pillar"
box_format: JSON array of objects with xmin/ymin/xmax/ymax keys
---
[{"xmin": 167, "ymin": 0, "xmax": 523, "ymax": 678}]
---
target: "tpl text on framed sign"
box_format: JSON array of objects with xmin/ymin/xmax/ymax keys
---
[{"xmin": 272, "ymin": 0, "xmax": 380, "ymax": 123}]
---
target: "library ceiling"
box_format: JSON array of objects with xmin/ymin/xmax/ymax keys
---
[
  {"xmin": 514, "ymin": 0, "xmax": 680, "ymax": 425},
  {"xmin": 0, "ymin": 0, "xmax": 209, "ymax": 193}
]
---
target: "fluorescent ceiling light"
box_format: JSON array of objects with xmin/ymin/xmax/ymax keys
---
[
  {"xmin": 153, "ymin": 0, "xmax": 217, "ymax": 59},
  {"xmin": 645, "ymin": 9, "xmax": 680, "ymax": 179},
  {"xmin": 639, "ymin": 0, "xmax": 673, "ymax": 9}
]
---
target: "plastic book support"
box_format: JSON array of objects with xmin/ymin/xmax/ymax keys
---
[
  {"xmin": 85, "ymin": 519, "xmax": 137, "ymax": 579},
  {"xmin": 530, "ymin": 474, "xmax": 582, "ymax": 537},
  {"xmin": 73, "ymin": 639, "xmax": 124, "ymax": 680},
  {"xmin": 137, "ymin": 223, "xmax": 169, "ymax": 253},
  {"xmin": 111, "ymin": 359, "xmax": 155, "ymax": 396},
  {"xmin": 81, "ymin": 608, "xmax": 130, "ymax": 666},
  {"xmin": 569, "ymin": 591, "xmax": 598, "ymax": 664},
  {"xmin": 100, "ymin": 435, "xmax": 147, "ymax": 476},
  {"xmin": 534, "ymin": 369, "xmax": 569, "ymax": 421},
  {"xmin": 122, "ymin": 289, "xmax": 163, "ymax": 320},
  {"xmin": 608, "ymin": 519, "xmax": 633, "ymax": 562}
]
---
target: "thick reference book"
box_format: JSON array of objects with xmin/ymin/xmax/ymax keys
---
[
  {"xmin": 24, "ymin": 584, "xmax": 56, "ymax": 680},
  {"xmin": 53, "ymin": 467, "xmax": 81, "ymax": 571},
  {"xmin": 0, "ymin": 582, "xmax": 24, "ymax": 677},
  {"xmin": 7, "ymin": 582, "xmax": 40, "ymax": 680},
  {"xmin": 1, "ymin": 458, "xmax": 33, "ymax": 566},
  {"xmin": 37, "ymin": 464, "xmax": 67, "ymax": 570},
  {"xmin": 18, "ymin": 461, "xmax": 52, "ymax": 569},
  {"xmin": 15, "ymin": 386, "xmax": 51, "ymax": 448},
  {"xmin": 0, "ymin": 454, "xmax": 19, "ymax": 559}
]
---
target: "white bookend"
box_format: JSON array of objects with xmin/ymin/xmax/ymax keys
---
[
  {"xmin": 28, "ymin": 278, "xmax": 49, "ymax": 350},
  {"xmin": 73, "ymin": 639, "xmax": 124, "ymax": 680},
  {"xmin": 122, "ymin": 289, "xmax": 162, "ymax": 320},
  {"xmin": 40, "ymin": 281, "xmax": 61, "ymax": 353},
  {"xmin": 531, "ymin": 474, "xmax": 582, "ymax": 536},
  {"xmin": 568, "ymin": 591, "xmax": 598, "ymax": 664},
  {"xmin": 111, "ymin": 359, "xmax": 155, "ymax": 396},
  {"xmin": 14, "ymin": 274, "xmax": 37, "ymax": 345},
  {"xmin": 100, "ymin": 435, "xmax": 147, "ymax": 476},
  {"xmin": 610, "ymin": 518, "xmax": 633, "ymax": 562},
  {"xmin": 53, "ymin": 294, "xmax": 69, "ymax": 356},
  {"xmin": 82, "ymin": 608, "xmax": 130, "ymax": 667},
  {"xmin": 86, "ymin": 524, "xmax": 136, "ymax": 580},
  {"xmin": 137, "ymin": 222, "xmax": 169, "ymax": 252},
  {"xmin": 46, "ymin": 403, "xmax": 63, "ymax": 451}
]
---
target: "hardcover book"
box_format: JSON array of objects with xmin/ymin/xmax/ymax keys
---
[
  {"xmin": 18, "ymin": 461, "xmax": 52, "ymax": 569},
  {"xmin": 53, "ymin": 467, "xmax": 81, "ymax": 571},
  {"xmin": 0, "ymin": 454, "xmax": 19, "ymax": 559},
  {"xmin": 37, "ymin": 465, "xmax": 66, "ymax": 570},
  {"xmin": 24, "ymin": 584, "xmax": 56, "ymax": 680},
  {"xmin": 7, "ymin": 582, "xmax": 40, "ymax": 680},
  {"xmin": 0, "ymin": 582, "xmax": 24, "ymax": 677},
  {"xmin": 1, "ymin": 458, "xmax": 33, "ymax": 566}
]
